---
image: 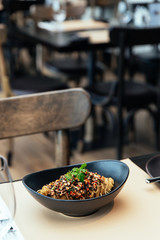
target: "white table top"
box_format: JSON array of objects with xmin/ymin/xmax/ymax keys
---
[{"xmin": 10, "ymin": 159, "xmax": 160, "ymax": 240}]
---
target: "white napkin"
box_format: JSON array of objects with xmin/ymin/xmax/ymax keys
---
[
  {"xmin": 0, "ymin": 197, "xmax": 24, "ymax": 240},
  {"xmin": 38, "ymin": 21, "xmax": 62, "ymax": 31},
  {"xmin": 2, "ymin": 222, "xmax": 24, "ymax": 240}
]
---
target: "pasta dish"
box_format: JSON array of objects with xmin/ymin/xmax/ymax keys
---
[{"xmin": 38, "ymin": 163, "xmax": 114, "ymax": 200}]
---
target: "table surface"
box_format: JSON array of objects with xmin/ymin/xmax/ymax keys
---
[
  {"xmin": 13, "ymin": 19, "xmax": 111, "ymax": 52},
  {"xmin": 7, "ymin": 153, "xmax": 160, "ymax": 240}
]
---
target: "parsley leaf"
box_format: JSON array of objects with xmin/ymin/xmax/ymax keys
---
[
  {"xmin": 65, "ymin": 163, "xmax": 88, "ymax": 182},
  {"xmin": 80, "ymin": 163, "xmax": 87, "ymax": 169},
  {"xmin": 65, "ymin": 172, "xmax": 72, "ymax": 181}
]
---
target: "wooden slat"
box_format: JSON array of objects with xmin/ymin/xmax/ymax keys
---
[
  {"xmin": 55, "ymin": 130, "xmax": 70, "ymax": 167},
  {"xmin": 0, "ymin": 88, "xmax": 91, "ymax": 139},
  {"xmin": 0, "ymin": 24, "xmax": 7, "ymax": 44},
  {"xmin": 0, "ymin": 24, "xmax": 13, "ymax": 98},
  {"xmin": 30, "ymin": 5, "xmax": 53, "ymax": 22},
  {"xmin": 96, "ymin": 0, "xmax": 117, "ymax": 6}
]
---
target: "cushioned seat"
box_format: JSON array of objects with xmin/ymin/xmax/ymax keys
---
[
  {"xmin": 10, "ymin": 73, "xmax": 68, "ymax": 95},
  {"xmin": 91, "ymin": 81, "xmax": 157, "ymax": 109},
  {"xmin": 46, "ymin": 57, "xmax": 105, "ymax": 81}
]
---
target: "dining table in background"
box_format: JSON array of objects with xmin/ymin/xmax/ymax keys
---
[
  {"xmin": 3, "ymin": 152, "xmax": 160, "ymax": 240},
  {"xmin": 12, "ymin": 19, "xmax": 110, "ymax": 86}
]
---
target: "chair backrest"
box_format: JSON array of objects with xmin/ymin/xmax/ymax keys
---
[
  {"xmin": 95, "ymin": 0, "xmax": 118, "ymax": 7},
  {"xmin": 89, "ymin": 0, "xmax": 119, "ymax": 20},
  {"xmin": 30, "ymin": 5, "xmax": 54, "ymax": 22},
  {"xmin": 0, "ymin": 88, "xmax": 91, "ymax": 166},
  {"xmin": 30, "ymin": 0, "xmax": 87, "ymax": 22},
  {"xmin": 109, "ymin": 25, "xmax": 160, "ymax": 83},
  {"xmin": 2, "ymin": 0, "xmax": 45, "ymax": 13},
  {"xmin": 109, "ymin": 26, "xmax": 160, "ymax": 46},
  {"xmin": 66, "ymin": 0, "xmax": 87, "ymax": 19},
  {"xmin": 109, "ymin": 25, "xmax": 160, "ymax": 94}
]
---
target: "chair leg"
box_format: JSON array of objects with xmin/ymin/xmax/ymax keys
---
[
  {"xmin": 124, "ymin": 109, "xmax": 137, "ymax": 142},
  {"xmin": 153, "ymin": 110, "xmax": 160, "ymax": 151},
  {"xmin": 77, "ymin": 105, "xmax": 96, "ymax": 152},
  {"xmin": 143, "ymin": 107, "xmax": 160, "ymax": 150},
  {"xmin": 54, "ymin": 130, "xmax": 70, "ymax": 167},
  {"xmin": 7, "ymin": 138, "xmax": 14, "ymax": 166},
  {"xmin": 117, "ymin": 37, "xmax": 125, "ymax": 159},
  {"xmin": 124, "ymin": 107, "xmax": 160, "ymax": 150},
  {"xmin": 7, "ymin": 151, "xmax": 13, "ymax": 166},
  {"xmin": 77, "ymin": 124, "xmax": 85, "ymax": 153},
  {"xmin": 156, "ymin": 75, "xmax": 160, "ymax": 150},
  {"xmin": 103, "ymin": 107, "xmax": 117, "ymax": 137}
]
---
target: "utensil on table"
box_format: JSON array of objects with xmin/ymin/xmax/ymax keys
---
[{"xmin": 146, "ymin": 176, "xmax": 160, "ymax": 183}]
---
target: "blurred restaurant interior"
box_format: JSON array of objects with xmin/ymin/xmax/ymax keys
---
[{"xmin": 0, "ymin": 0, "xmax": 160, "ymax": 180}]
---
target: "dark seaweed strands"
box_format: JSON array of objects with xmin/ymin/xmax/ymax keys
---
[{"xmin": 47, "ymin": 171, "xmax": 106, "ymax": 200}]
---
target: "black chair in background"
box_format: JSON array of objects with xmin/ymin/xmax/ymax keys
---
[
  {"xmin": 131, "ymin": 1, "xmax": 160, "ymax": 87},
  {"xmin": 87, "ymin": 26, "xmax": 160, "ymax": 159}
]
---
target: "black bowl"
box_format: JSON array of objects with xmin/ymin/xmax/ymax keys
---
[{"xmin": 22, "ymin": 160, "xmax": 129, "ymax": 217}]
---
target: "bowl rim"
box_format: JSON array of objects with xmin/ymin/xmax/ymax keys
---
[{"xmin": 22, "ymin": 159, "xmax": 129, "ymax": 202}]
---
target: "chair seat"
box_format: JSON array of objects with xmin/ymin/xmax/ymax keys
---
[
  {"xmin": 89, "ymin": 81, "xmax": 157, "ymax": 109},
  {"xmin": 134, "ymin": 50, "xmax": 160, "ymax": 62},
  {"xmin": 45, "ymin": 57, "xmax": 105, "ymax": 78},
  {"xmin": 10, "ymin": 73, "xmax": 68, "ymax": 94}
]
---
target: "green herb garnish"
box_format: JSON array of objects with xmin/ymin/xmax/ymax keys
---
[{"xmin": 65, "ymin": 163, "xmax": 87, "ymax": 182}]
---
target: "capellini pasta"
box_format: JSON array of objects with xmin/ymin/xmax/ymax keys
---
[{"xmin": 38, "ymin": 163, "xmax": 114, "ymax": 200}]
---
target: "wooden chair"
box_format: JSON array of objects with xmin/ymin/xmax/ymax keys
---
[
  {"xmin": 30, "ymin": 4, "xmax": 53, "ymax": 23},
  {"xmin": 66, "ymin": 0, "xmax": 87, "ymax": 19},
  {"xmin": 89, "ymin": 0, "xmax": 119, "ymax": 20},
  {"xmin": 95, "ymin": 0, "xmax": 119, "ymax": 13},
  {"xmin": 29, "ymin": 1, "xmax": 87, "ymax": 23},
  {"xmin": 0, "ymin": 88, "xmax": 91, "ymax": 167}
]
